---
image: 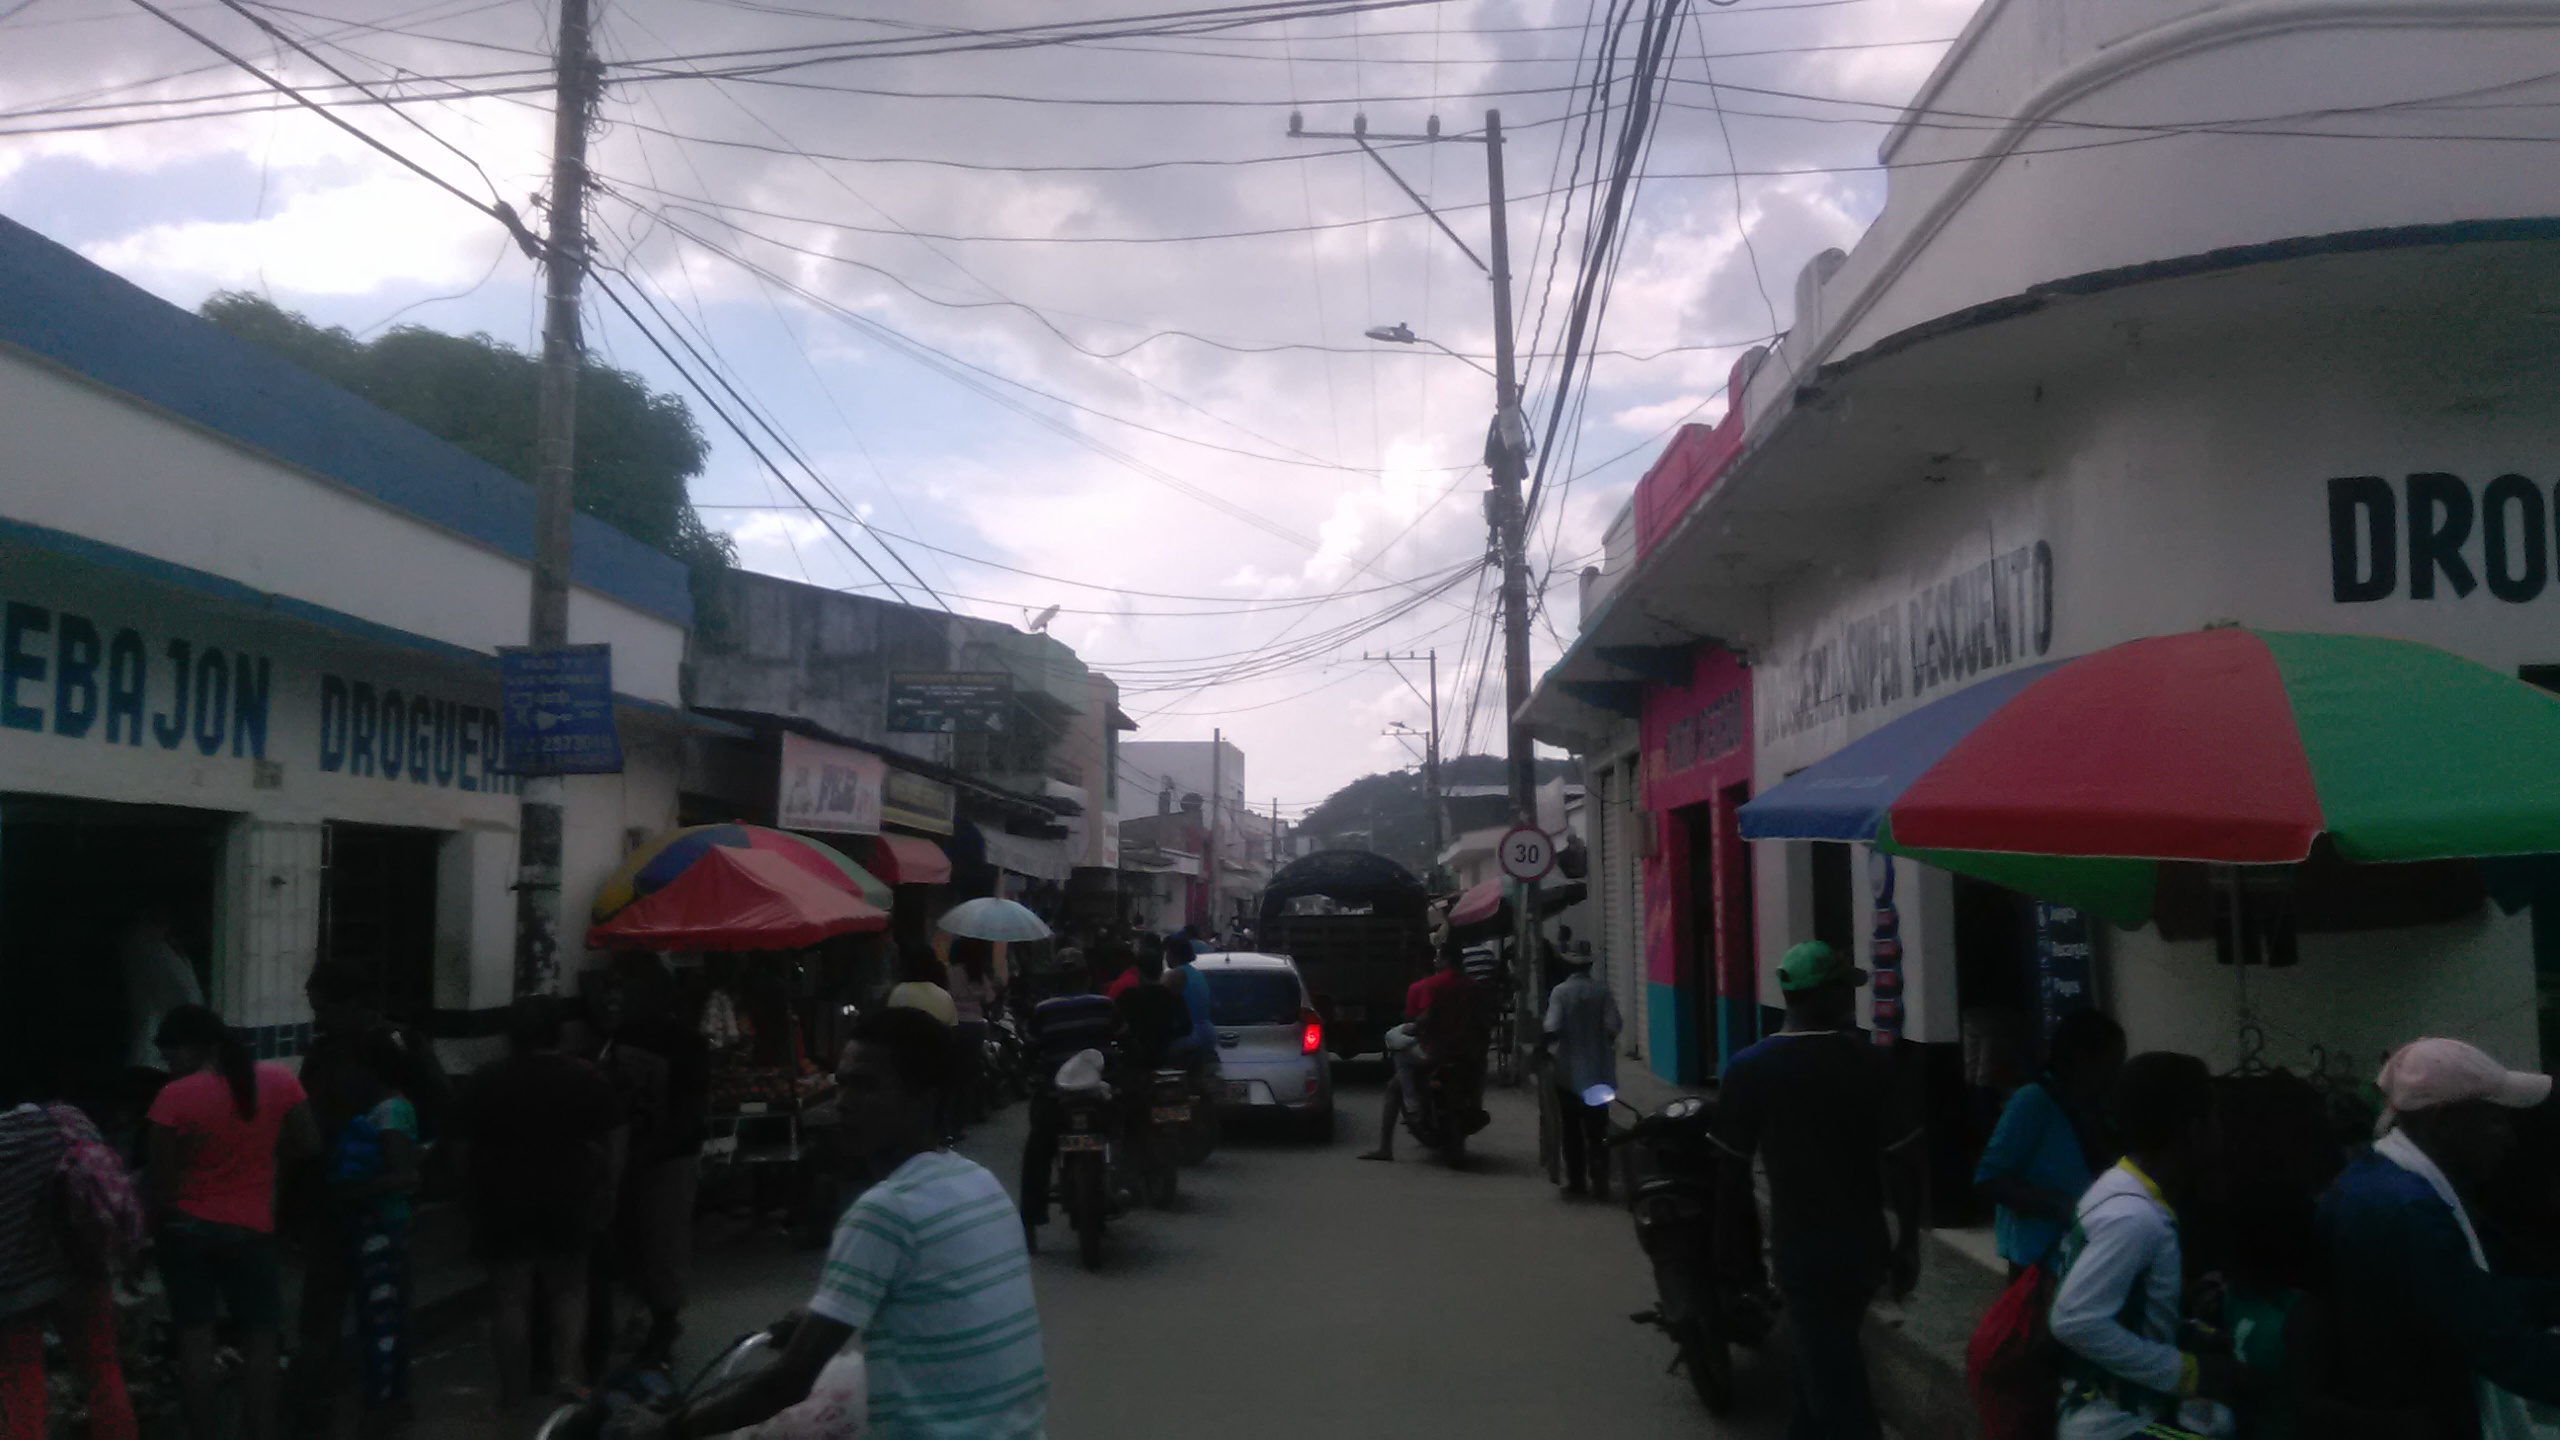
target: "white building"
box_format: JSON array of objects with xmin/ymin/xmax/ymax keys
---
[
  {"xmin": 0, "ymin": 216, "xmax": 695, "ymax": 1084},
  {"xmin": 1529, "ymin": 0, "xmax": 2560, "ymax": 1113}
]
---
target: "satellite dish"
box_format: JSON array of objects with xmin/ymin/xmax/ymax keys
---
[{"xmin": 1027, "ymin": 604, "xmax": 1061, "ymax": 633}]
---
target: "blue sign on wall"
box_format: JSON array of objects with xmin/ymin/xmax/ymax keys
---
[{"xmin": 497, "ymin": 644, "xmax": 621, "ymax": 775}]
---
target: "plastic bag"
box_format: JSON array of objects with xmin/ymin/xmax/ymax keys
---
[{"xmin": 736, "ymin": 1351, "xmax": 865, "ymax": 1440}]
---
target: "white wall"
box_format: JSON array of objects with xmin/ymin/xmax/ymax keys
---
[
  {"xmin": 1747, "ymin": 318, "xmax": 2560, "ymax": 1064},
  {"xmin": 0, "ymin": 348, "xmax": 684, "ymax": 705},
  {"xmin": 1791, "ymin": 0, "xmax": 2560, "ymax": 386}
]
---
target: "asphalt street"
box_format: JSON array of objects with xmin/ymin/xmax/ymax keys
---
[{"xmin": 409, "ymin": 1071, "xmax": 1800, "ymax": 1438}]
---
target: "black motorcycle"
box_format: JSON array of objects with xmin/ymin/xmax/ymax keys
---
[
  {"xmin": 1131, "ymin": 1067, "xmax": 1190, "ymax": 1208},
  {"xmin": 1606, "ymin": 1091, "xmax": 1776, "ymax": 1413},
  {"xmin": 1399, "ymin": 1053, "xmax": 1487, "ymax": 1164},
  {"xmin": 1053, "ymin": 1080, "xmax": 1118, "ymax": 1269}
]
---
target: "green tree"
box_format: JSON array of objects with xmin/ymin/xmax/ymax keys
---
[{"xmin": 199, "ymin": 292, "xmax": 735, "ymax": 627}]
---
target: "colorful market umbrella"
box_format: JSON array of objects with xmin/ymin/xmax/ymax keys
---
[
  {"xmin": 935, "ymin": 896, "xmax": 1052, "ymax": 943},
  {"xmin": 588, "ymin": 845, "xmax": 888, "ymax": 950},
  {"xmin": 1738, "ymin": 628, "xmax": 2560, "ymax": 926},
  {"xmin": 592, "ymin": 823, "xmax": 892, "ymax": 925}
]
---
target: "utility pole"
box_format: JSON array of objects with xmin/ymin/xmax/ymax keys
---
[
  {"xmin": 514, "ymin": 0, "xmax": 595, "ymax": 1000},
  {"xmin": 1209, "ymin": 729, "xmax": 1223, "ymax": 934},
  {"xmin": 1292, "ymin": 105, "xmax": 1536, "ymax": 1051},
  {"xmin": 1366, "ymin": 649, "xmax": 1445, "ymax": 883}
]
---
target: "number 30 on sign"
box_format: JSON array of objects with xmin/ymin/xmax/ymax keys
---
[{"xmin": 1498, "ymin": 825, "xmax": 1556, "ymax": 883}]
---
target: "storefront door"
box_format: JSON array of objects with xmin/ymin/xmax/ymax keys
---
[
  {"xmin": 320, "ymin": 822, "xmax": 442, "ymax": 1025},
  {"xmin": 0, "ymin": 795, "xmax": 224, "ymax": 1102}
]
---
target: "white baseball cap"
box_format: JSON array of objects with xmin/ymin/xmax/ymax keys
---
[{"xmin": 2377, "ymin": 1038, "xmax": 2551, "ymax": 1130}]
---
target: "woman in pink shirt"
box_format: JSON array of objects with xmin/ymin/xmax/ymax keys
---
[{"xmin": 144, "ymin": 1005, "xmax": 320, "ymax": 1440}]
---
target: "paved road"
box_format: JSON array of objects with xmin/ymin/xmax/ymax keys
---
[{"xmin": 410, "ymin": 1071, "xmax": 1800, "ymax": 1438}]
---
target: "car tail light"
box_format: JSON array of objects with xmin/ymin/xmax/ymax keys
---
[{"xmin": 1300, "ymin": 1008, "xmax": 1323, "ymax": 1055}]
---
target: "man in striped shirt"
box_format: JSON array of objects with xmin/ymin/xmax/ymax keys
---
[{"xmin": 630, "ymin": 1007, "xmax": 1046, "ymax": 1440}]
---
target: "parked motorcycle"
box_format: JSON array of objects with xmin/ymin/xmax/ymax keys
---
[
  {"xmin": 1605, "ymin": 1088, "xmax": 1775, "ymax": 1413},
  {"xmin": 1051, "ymin": 1054, "xmax": 1119, "ymax": 1270}
]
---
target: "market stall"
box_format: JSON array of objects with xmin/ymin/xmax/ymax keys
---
[{"xmin": 590, "ymin": 825, "xmax": 893, "ymax": 1198}]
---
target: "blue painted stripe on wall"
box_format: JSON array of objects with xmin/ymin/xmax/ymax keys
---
[
  {"xmin": 0, "ymin": 215, "xmax": 691, "ymax": 625},
  {"xmin": 1717, "ymin": 995, "xmax": 1759, "ymax": 1078},
  {"xmin": 0, "ymin": 515, "xmax": 696, "ymax": 723}
]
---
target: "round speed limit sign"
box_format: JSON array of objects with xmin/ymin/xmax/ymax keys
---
[{"xmin": 1498, "ymin": 824, "xmax": 1556, "ymax": 883}]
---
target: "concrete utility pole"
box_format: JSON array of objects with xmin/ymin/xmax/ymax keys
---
[
  {"xmin": 1297, "ymin": 108, "xmax": 1539, "ymax": 1056},
  {"xmin": 515, "ymin": 0, "xmax": 595, "ymax": 999}
]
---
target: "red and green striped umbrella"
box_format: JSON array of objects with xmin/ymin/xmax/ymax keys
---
[
  {"xmin": 593, "ymin": 823, "xmax": 893, "ymax": 924},
  {"xmin": 1740, "ymin": 628, "xmax": 2560, "ymax": 925}
]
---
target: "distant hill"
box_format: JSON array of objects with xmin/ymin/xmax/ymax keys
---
[{"xmin": 1296, "ymin": 754, "xmax": 1580, "ymax": 880}]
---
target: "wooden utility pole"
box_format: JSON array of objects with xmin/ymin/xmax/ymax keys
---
[{"xmin": 515, "ymin": 0, "xmax": 595, "ymax": 999}]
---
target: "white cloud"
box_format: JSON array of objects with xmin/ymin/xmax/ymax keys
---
[{"xmin": 0, "ymin": 0, "xmax": 1990, "ymax": 802}]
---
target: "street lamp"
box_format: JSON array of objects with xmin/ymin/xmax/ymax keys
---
[{"xmin": 1365, "ymin": 321, "xmax": 1497, "ymax": 378}]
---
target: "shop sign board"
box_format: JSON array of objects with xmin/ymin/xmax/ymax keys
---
[
  {"xmin": 882, "ymin": 765, "xmax": 957, "ymax": 836},
  {"xmin": 887, "ymin": 672, "xmax": 1011, "ymax": 734},
  {"xmin": 777, "ymin": 731, "xmax": 884, "ymax": 835},
  {"xmin": 1, "ymin": 597, "xmax": 276, "ymax": 760},
  {"xmin": 1762, "ymin": 540, "xmax": 2054, "ymax": 744},
  {"xmin": 497, "ymin": 644, "xmax": 621, "ymax": 775},
  {"xmin": 2033, "ymin": 900, "xmax": 2099, "ymax": 1047}
]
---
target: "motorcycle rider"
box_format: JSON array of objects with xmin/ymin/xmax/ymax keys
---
[
  {"xmin": 1017, "ymin": 955, "xmax": 1122, "ymax": 1254},
  {"xmin": 1112, "ymin": 941, "xmax": 1188, "ymax": 1073},
  {"xmin": 1359, "ymin": 941, "xmax": 1483, "ymax": 1162}
]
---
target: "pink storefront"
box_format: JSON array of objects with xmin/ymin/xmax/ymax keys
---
[{"xmin": 1638, "ymin": 644, "xmax": 1756, "ymax": 1082}]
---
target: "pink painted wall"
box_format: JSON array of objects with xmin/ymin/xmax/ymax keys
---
[
  {"xmin": 1638, "ymin": 645, "xmax": 1761, "ymax": 1071},
  {"xmin": 1630, "ymin": 352, "xmax": 1757, "ymax": 559}
]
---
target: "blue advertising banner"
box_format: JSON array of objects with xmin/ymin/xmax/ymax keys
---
[{"xmin": 497, "ymin": 644, "xmax": 622, "ymax": 775}]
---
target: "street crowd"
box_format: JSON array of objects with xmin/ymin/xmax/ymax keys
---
[{"xmin": 1726, "ymin": 937, "xmax": 2560, "ymax": 1440}]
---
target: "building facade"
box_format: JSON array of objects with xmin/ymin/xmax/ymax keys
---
[
  {"xmin": 0, "ymin": 216, "xmax": 694, "ymax": 1086},
  {"xmin": 1530, "ymin": 0, "xmax": 2560, "ymax": 1115},
  {"xmin": 685, "ymin": 569, "xmax": 1122, "ymax": 922}
]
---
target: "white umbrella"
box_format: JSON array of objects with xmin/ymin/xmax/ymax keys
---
[{"xmin": 935, "ymin": 896, "xmax": 1053, "ymax": 943}]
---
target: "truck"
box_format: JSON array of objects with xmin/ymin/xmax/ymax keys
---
[{"xmin": 1258, "ymin": 849, "xmax": 1433, "ymax": 1060}]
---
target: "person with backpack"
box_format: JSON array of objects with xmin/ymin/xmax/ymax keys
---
[
  {"xmin": 146, "ymin": 1004, "xmax": 322, "ymax": 1440},
  {"xmin": 0, "ymin": 1093, "xmax": 140, "ymax": 1440},
  {"xmin": 290, "ymin": 960, "xmax": 453, "ymax": 1432},
  {"xmin": 1976, "ymin": 1011, "xmax": 2125, "ymax": 1279},
  {"xmin": 2047, "ymin": 1051, "xmax": 2243, "ymax": 1440}
]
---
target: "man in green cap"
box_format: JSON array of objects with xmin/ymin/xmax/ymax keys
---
[{"xmin": 1710, "ymin": 939, "xmax": 1924, "ymax": 1440}]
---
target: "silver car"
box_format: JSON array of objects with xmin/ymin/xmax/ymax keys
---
[{"xmin": 1193, "ymin": 951, "xmax": 1335, "ymax": 1141}]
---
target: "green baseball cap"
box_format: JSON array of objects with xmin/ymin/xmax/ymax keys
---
[{"xmin": 1777, "ymin": 940, "xmax": 1866, "ymax": 993}]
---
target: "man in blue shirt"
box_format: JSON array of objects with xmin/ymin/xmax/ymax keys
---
[
  {"xmin": 2321, "ymin": 1037, "xmax": 2560, "ymax": 1438},
  {"xmin": 1974, "ymin": 1009, "xmax": 2123, "ymax": 1275}
]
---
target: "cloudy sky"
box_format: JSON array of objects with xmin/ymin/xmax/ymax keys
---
[{"xmin": 0, "ymin": 0, "xmax": 1975, "ymax": 816}]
